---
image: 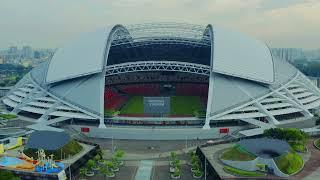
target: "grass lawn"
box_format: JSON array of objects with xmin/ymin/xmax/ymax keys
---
[
  {"xmin": 24, "ymin": 140, "xmax": 83, "ymax": 160},
  {"xmin": 220, "ymin": 145, "xmax": 256, "ymax": 161},
  {"xmin": 274, "ymin": 151, "xmax": 303, "ymax": 175},
  {"xmin": 0, "ymin": 114, "xmax": 17, "ymax": 120},
  {"xmin": 119, "ymin": 96, "xmax": 204, "ymax": 115},
  {"xmin": 223, "ymin": 166, "xmax": 265, "ymax": 177},
  {"xmin": 170, "ymin": 96, "xmax": 203, "ymax": 115},
  {"xmin": 290, "ymin": 142, "xmax": 306, "ymax": 152},
  {"xmin": 120, "ymin": 96, "xmax": 144, "ymax": 114}
]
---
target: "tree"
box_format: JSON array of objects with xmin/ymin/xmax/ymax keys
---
[
  {"xmin": 114, "ymin": 150, "xmax": 125, "ymax": 159},
  {"xmin": 79, "ymin": 168, "xmax": 87, "ymax": 178},
  {"xmin": 263, "ymin": 128, "xmax": 309, "ymax": 151},
  {"xmin": 97, "ymin": 149, "xmax": 104, "ymax": 159},
  {"xmin": 0, "ymin": 170, "xmax": 20, "ymax": 180},
  {"xmin": 86, "ymin": 159, "xmax": 95, "ymax": 171}
]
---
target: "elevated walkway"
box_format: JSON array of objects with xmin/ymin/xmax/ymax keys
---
[
  {"xmin": 240, "ymin": 118, "xmax": 275, "ymax": 128},
  {"xmin": 26, "ymin": 117, "xmax": 69, "ymax": 132},
  {"xmin": 69, "ymin": 124, "xmax": 244, "ymax": 140},
  {"xmin": 40, "ymin": 116, "xmax": 70, "ymax": 125},
  {"xmin": 238, "ymin": 118, "xmax": 275, "ymax": 137},
  {"xmin": 26, "ymin": 123, "xmax": 64, "ymax": 132}
]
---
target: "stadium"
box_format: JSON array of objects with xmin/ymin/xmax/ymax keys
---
[{"xmin": 2, "ymin": 23, "xmax": 320, "ymax": 139}]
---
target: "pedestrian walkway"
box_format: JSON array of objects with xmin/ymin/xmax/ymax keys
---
[
  {"xmin": 293, "ymin": 138, "xmax": 320, "ymax": 179},
  {"xmin": 134, "ymin": 160, "xmax": 154, "ymax": 180}
]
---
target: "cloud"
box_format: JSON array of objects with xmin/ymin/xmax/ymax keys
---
[{"xmin": 0, "ymin": 0, "xmax": 318, "ymax": 49}]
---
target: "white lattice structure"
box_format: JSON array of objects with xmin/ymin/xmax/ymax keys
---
[
  {"xmin": 2, "ymin": 23, "xmax": 320, "ymax": 138},
  {"xmin": 105, "ymin": 61, "xmax": 210, "ymax": 76}
]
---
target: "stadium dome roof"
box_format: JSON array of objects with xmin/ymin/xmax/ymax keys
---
[
  {"xmin": 46, "ymin": 23, "xmax": 274, "ymax": 84},
  {"xmin": 3, "ymin": 23, "xmax": 320, "ymax": 135}
]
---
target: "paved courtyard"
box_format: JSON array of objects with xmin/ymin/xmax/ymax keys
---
[{"xmin": 293, "ymin": 138, "xmax": 320, "ymax": 180}]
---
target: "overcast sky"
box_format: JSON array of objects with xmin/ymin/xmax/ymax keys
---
[{"xmin": 0, "ymin": 0, "xmax": 319, "ymax": 49}]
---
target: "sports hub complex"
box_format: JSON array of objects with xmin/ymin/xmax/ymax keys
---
[{"xmin": 2, "ymin": 23, "xmax": 320, "ymax": 139}]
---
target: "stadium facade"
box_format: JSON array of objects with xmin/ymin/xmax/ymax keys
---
[{"xmin": 2, "ymin": 23, "xmax": 320, "ymax": 137}]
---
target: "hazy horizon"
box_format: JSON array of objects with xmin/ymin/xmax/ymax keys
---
[{"xmin": 0, "ymin": 0, "xmax": 319, "ymax": 49}]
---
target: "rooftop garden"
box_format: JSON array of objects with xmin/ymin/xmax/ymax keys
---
[
  {"xmin": 274, "ymin": 150, "xmax": 303, "ymax": 175},
  {"xmin": 223, "ymin": 166, "xmax": 265, "ymax": 177},
  {"xmin": 24, "ymin": 140, "xmax": 83, "ymax": 160},
  {"xmin": 220, "ymin": 145, "xmax": 256, "ymax": 161},
  {"xmin": 263, "ymin": 128, "xmax": 309, "ymax": 153}
]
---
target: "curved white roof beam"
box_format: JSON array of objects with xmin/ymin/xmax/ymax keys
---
[
  {"xmin": 46, "ymin": 24, "xmax": 130, "ymax": 84},
  {"xmin": 209, "ymin": 25, "xmax": 275, "ymax": 84}
]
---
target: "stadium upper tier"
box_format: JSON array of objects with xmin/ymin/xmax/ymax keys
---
[{"xmin": 2, "ymin": 23, "xmax": 320, "ymax": 130}]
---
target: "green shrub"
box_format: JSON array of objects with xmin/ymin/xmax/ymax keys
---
[
  {"xmin": 221, "ymin": 145, "xmax": 256, "ymax": 161},
  {"xmin": 170, "ymin": 152, "xmax": 177, "ymax": 160},
  {"xmin": 172, "ymin": 168, "xmax": 181, "ymax": 177},
  {"xmin": 114, "ymin": 149, "xmax": 125, "ymax": 159},
  {"xmin": 290, "ymin": 142, "xmax": 306, "ymax": 152},
  {"xmin": 86, "ymin": 159, "xmax": 95, "ymax": 170},
  {"xmin": 0, "ymin": 170, "xmax": 20, "ymax": 180},
  {"xmin": 223, "ymin": 166, "xmax": 265, "ymax": 177},
  {"xmin": 263, "ymin": 128, "xmax": 309, "ymax": 144},
  {"xmin": 0, "ymin": 114, "xmax": 17, "ymax": 120},
  {"xmin": 193, "ymin": 169, "xmax": 203, "ymax": 177},
  {"xmin": 274, "ymin": 151, "xmax": 303, "ymax": 175}
]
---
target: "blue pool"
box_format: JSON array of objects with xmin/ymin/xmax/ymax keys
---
[{"xmin": 0, "ymin": 156, "xmax": 23, "ymax": 167}]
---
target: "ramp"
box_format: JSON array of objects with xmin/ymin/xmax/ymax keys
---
[
  {"xmin": 240, "ymin": 118, "xmax": 275, "ymax": 128},
  {"xmin": 27, "ymin": 124, "xmax": 64, "ymax": 132},
  {"xmin": 134, "ymin": 160, "xmax": 154, "ymax": 180}
]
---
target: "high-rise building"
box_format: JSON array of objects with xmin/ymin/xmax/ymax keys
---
[
  {"xmin": 8, "ymin": 46, "xmax": 18, "ymax": 54},
  {"xmin": 22, "ymin": 46, "xmax": 33, "ymax": 59}
]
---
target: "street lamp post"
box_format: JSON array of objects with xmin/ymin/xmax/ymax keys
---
[
  {"xmin": 204, "ymin": 157, "xmax": 207, "ymax": 180},
  {"xmin": 185, "ymin": 120, "xmax": 187, "ymax": 151}
]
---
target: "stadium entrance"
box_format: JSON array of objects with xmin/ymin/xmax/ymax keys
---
[{"xmin": 104, "ymin": 71, "xmax": 209, "ymax": 126}]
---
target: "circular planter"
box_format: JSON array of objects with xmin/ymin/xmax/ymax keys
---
[
  {"xmin": 92, "ymin": 166, "xmax": 100, "ymax": 171},
  {"xmin": 98, "ymin": 160, "xmax": 105, "ymax": 164},
  {"xmin": 85, "ymin": 171, "xmax": 94, "ymax": 177},
  {"xmin": 106, "ymin": 173, "xmax": 116, "ymax": 178},
  {"xmin": 112, "ymin": 167, "xmax": 119, "ymax": 172},
  {"xmin": 169, "ymin": 161, "xmax": 174, "ymax": 166},
  {"xmin": 118, "ymin": 161, "xmax": 124, "ymax": 166},
  {"xmin": 170, "ymin": 167, "xmax": 176, "ymax": 173},
  {"xmin": 171, "ymin": 174, "xmax": 181, "ymax": 179},
  {"xmin": 191, "ymin": 168, "xmax": 197, "ymax": 173},
  {"xmin": 193, "ymin": 174, "xmax": 203, "ymax": 179}
]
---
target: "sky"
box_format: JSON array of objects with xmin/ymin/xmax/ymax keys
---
[{"xmin": 0, "ymin": 0, "xmax": 319, "ymax": 49}]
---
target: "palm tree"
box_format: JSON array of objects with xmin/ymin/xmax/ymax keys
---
[
  {"xmin": 113, "ymin": 149, "xmax": 125, "ymax": 166},
  {"xmin": 100, "ymin": 164, "xmax": 115, "ymax": 178}
]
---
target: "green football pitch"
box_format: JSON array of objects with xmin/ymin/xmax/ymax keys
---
[{"xmin": 119, "ymin": 96, "xmax": 204, "ymax": 115}]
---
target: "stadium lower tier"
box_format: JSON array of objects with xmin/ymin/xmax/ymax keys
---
[
  {"xmin": 104, "ymin": 83, "xmax": 209, "ymax": 118},
  {"xmin": 105, "ymin": 96, "xmax": 207, "ymax": 117}
]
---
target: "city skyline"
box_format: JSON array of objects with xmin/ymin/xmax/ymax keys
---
[{"xmin": 0, "ymin": 0, "xmax": 319, "ymax": 49}]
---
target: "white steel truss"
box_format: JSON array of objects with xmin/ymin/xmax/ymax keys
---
[
  {"xmin": 206, "ymin": 72, "xmax": 320, "ymax": 129},
  {"xmin": 2, "ymin": 74, "xmax": 97, "ymax": 121},
  {"xmin": 105, "ymin": 61, "xmax": 211, "ymax": 76},
  {"xmin": 111, "ymin": 23, "xmax": 211, "ymax": 47}
]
